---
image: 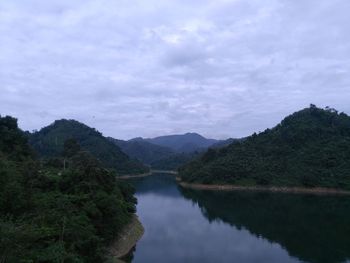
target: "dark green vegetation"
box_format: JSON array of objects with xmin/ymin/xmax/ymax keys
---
[
  {"xmin": 0, "ymin": 116, "xmax": 137, "ymax": 262},
  {"xmin": 180, "ymin": 105, "xmax": 350, "ymax": 190},
  {"xmin": 150, "ymin": 152, "xmax": 200, "ymax": 170},
  {"xmin": 29, "ymin": 119, "xmax": 149, "ymax": 175},
  {"xmin": 181, "ymin": 187, "xmax": 350, "ymax": 263}
]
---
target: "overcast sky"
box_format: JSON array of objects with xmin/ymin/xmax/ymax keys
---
[{"xmin": 1, "ymin": 0, "xmax": 350, "ymax": 140}]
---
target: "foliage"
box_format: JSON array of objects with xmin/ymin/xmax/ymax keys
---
[
  {"xmin": 150, "ymin": 152, "xmax": 200, "ymax": 170},
  {"xmin": 0, "ymin": 116, "xmax": 137, "ymax": 262},
  {"xmin": 179, "ymin": 106, "xmax": 350, "ymax": 190},
  {"xmin": 29, "ymin": 119, "xmax": 149, "ymax": 175}
]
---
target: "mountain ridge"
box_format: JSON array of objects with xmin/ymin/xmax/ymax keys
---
[
  {"xmin": 179, "ymin": 105, "xmax": 350, "ymax": 190},
  {"xmin": 108, "ymin": 137, "xmax": 175, "ymax": 165},
  {"xmin": 132, "ymin": 132, "xmax": 219, "ymax": 153},
  {"xmin": 110, "ymin": 132, "xmax": 228, "ymax": 170},
  {"xmin": 29, "ymin": 119, "xmax": 149, "ymax": 175}
]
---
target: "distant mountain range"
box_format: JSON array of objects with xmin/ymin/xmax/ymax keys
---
[
  {"xmin": 108, "ymin": 138, "xmax": 174, "ymax": 165},
  {"xmin": 110, "ymin": 133, "xmax": 235, "ymax": 170},
  {"xmin": 140, "ymin": 133, "xmax": 219, "ymax": 153},
  {"xmin": 28, "ymin": 120, "xmax": 236, "ymax": 172}
]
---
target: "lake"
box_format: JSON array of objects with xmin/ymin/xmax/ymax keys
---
[{"xmin": 125, "ymin": 173, "xmax": 350, "ymax": 263}]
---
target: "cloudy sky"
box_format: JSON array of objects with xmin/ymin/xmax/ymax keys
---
[{"xmin": 1, "ymin": 0, "xmax": 350, "ymax": 139}]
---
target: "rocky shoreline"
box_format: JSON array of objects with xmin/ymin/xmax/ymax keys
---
[
  {"xmin": 118, "ymin": 170, "xmax": 178, "ymax": 179},
  {"xmin": 108, "ymin": 215, "xmax": 144, "ymax": 260}
]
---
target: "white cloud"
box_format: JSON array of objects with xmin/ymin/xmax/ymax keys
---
[{"xmin": 1, "ymin": 0, "xmax": 350, "ymax": 139}]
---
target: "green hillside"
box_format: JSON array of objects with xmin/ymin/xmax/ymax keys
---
[
  {"xmin": 179, "ymin": 105, "xmax": 350, "ymax": 190},
  {"xmin": 0, "ymin": 115, "xmax": 138, "ymax": 262},
  {"xmin": 29, "ymin": 119, "xmax": 149, "ymax": 175},
  {"xmin": 150, "ymin": 151, "xmax": 200, "ymax": 170}
]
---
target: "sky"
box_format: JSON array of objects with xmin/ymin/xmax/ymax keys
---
[{"xmin": 1, "ymin": 0, "xmax": 350, "ymax": 140}]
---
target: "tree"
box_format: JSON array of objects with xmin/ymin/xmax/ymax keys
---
[{"xmin": 63, "ymin": 138, "xmax": 81, "ymax": 158}]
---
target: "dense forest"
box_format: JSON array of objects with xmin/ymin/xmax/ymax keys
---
[
  {"xmin": 29, "ymin": 119, "xmax": 149, "ymax": 175},
  {"xmin": 179, "ymin": 105, "xmax": 350, "ymax": 190},
  {"xmin": 150, "ymin": 151, "xmax": 200, "ymax": 170},
  {"xmin": 0, "ymin": 116, "xmax": 137, "ymax": 262}
]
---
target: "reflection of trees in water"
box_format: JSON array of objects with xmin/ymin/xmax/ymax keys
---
[
  {"xmin": 180, "ymin": 187, "xmax": 350, "ymax": 263},
  {"xmin": 129, "ymin": 174, "xmax": 180, "ymax": 197}
]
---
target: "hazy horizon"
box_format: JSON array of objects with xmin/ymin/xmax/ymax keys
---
[{"xmin": 1, "ymin": 0, "xmax": 350, "ymax": 140}]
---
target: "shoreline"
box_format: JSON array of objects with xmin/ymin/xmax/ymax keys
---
[
  {"xmin": 118, "ymin": 170, "xmax": 178, "ymax": 179},
  {"xmin": 117, "ymin": 171, "xmax": 153, "ymax": 179},
  {"xmin": 151, "ymin": 169, "xmax": 178, "ymax": 175},
  {"xmin": 177, "ymin": 178, "xmax": 350, "ymax": 195},
  {"xmin": 108, "ymin": 215, "xmax": 144, "ymax": 259}
]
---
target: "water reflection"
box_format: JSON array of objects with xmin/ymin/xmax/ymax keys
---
[{"xmin": 128, "ymin": 174, "xmax": 350, "ymax": 263}]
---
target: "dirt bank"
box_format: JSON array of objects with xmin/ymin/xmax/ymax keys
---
[
  {"xmin": 118, "ymin": 170, "xmax": 178, "ymax": 179},
  {"xmin": 177, "ymin": 179, "xmax": 350, "ymax": 195},
  {"xmin": 150, "ymin": 169, "xmax": 178, "ymax": 175}
]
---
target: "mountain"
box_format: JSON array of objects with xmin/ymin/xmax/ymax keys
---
[
  {"xmin": 109, "ymin": 137, "xmax": 174, "ymax": 164},
  {"xmin": 29, "ymin": 119, "xmax": 149, "ymax": 175},
  {"xmin": 109, "ymin": 137, "xmax": 200, "ymax": 170},
  {"xmin": 143, "ymin": 133, "xmax": 219, "ymax": 153},
  {"xmin": 179, "ymin": 105, "xmax": 350, "ymax": 190},
  {"xmin": 0, "ymin": 115, "xmax": 138, "ymax": 261},
  {"xmin": 110, "ymin": 132, "xmax": 222, "ymax": 170}
]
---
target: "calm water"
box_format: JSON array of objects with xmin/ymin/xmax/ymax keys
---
[{"xmin": 126, "ymin": 173, "xmax": 350, "ymax": 263}]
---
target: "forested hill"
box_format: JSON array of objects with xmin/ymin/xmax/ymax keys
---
[
  {"xmin": 29, "ymin": 119, "xmax": 148, "ymax": 175},
  {"xmin": 179, "ymin": 105, "xmax": 350, "ymax": 190},
  {"xmin": 0, "ymin": 116, "xmax": 138, "ymax": 261}
]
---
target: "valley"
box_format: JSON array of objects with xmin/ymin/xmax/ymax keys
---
[{"xmin": 2, "ymin": 105, "xmax": 350, "ymax": 263}]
